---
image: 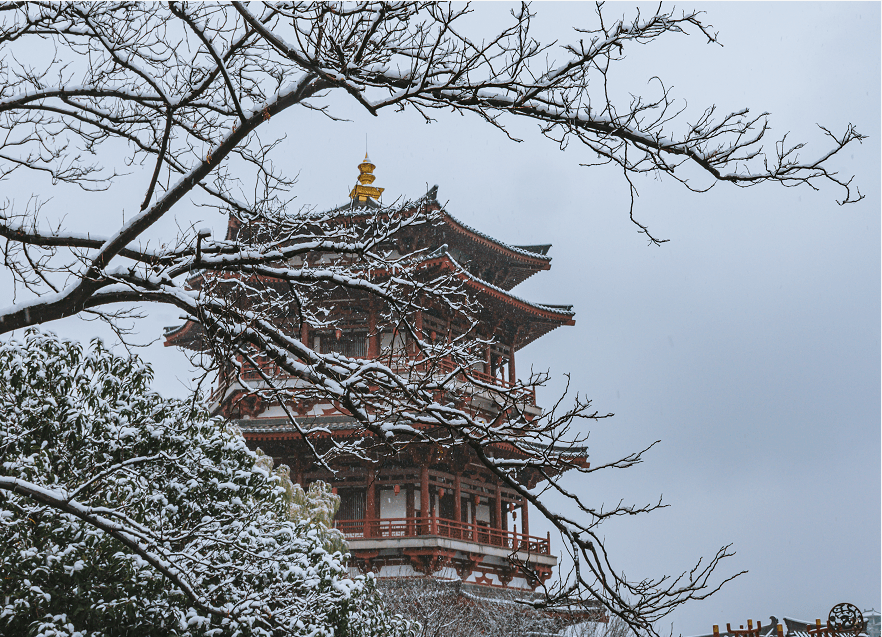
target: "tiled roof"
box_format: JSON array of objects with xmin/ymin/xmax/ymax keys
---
[
  {"xmin": 321, "ymin": 185, "xmax": 553, "ymax": 264},
  {"xmin": 237, "ymin": 415, "xmax": 587, "ymax": 460},
  {"xmin": 441, "ymin": 209, "xmax": 552, "ymax": 262},
  {"xmin": 438, "ymin": 252, "xmax": 574, "ymax": 317},
  {"xmin": 512, "ymin": 244, "xmax": 552, "ymax": 256},
  {"xmin": 237, "ymin": 415, "xmax": 357, "ymax": 433},
  {"xmin": 686, "ymin": 615, "xmax": 870, "ymax": 637}
]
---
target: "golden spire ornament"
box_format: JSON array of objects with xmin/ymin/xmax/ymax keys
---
[{"xmin": 348, "ymin": 152, "xmax": 384, "ymax": 203}]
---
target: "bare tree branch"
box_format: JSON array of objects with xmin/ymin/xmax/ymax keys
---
[{"xmin": 0, "ymin": 3, "xmax": 862, "ymax": 633}]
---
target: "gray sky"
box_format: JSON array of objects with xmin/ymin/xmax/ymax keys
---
[{"xmin": 1, "ymin": 3, "xmax": 878, "ymax": 635}]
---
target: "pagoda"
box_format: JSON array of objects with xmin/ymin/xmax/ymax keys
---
[{"xmin": 165, "ymin": 155, "xmax": 583, "ymax": 594}]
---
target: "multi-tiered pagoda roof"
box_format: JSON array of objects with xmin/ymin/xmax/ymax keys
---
[{"xmin": 164, "ymin": 154, "xmax": 584, "ymax": 594}]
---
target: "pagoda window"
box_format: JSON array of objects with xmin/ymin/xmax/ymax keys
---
[
  {"xmin": 413, "ymin": 489, "xmax": 422, "ymax": 518},
  {"xmin": 379, "ymin": 331, "xmax": 408, "ymax": 359},
  {"xmin": 439, "ymin": 490, "xmax": 455, "ymax": 520},
  {"xmin": 379, "ymin": 488, "xmax": 406, "ymax": 519},
  {"xmin": 421, "ymin": 313, "xmax": 448, "ymax": 342},
  {"xmin": 315, "ymin": 330, "xmax": 367, "ymax": 358},
  {"xmin": 475, "ymin": 501, "xmax": 490, "ymax": 524},
  {"xmin": 338, "ymin": 488, "xmax": 365, "ymax": 521},
  {"xmin": 470, "ymin": 360, "xmax": 487, "ymax": 375}
]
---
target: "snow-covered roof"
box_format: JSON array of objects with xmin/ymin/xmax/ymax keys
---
[
  {"xmin": 441, "ymin": 208, "xmax": 552, "ymax": 263},
  {"xmin": 433, "ymin": 251, "xmax": 573, "ymax": 318},
  {"xmin": 319, "ymin": 185, "xmax": 553, "ymax": 264},
  {"xmin": 685, "ymin": 615, "xmax": 871, "ymax": 637},
  {"xmin": 238, "ymin": 415, "xmax": 357, "ymax": 434},
  {"xmin": 512, "ymin": 244, "xmax": 552, "ymax": 256},
  {"xmin": 238, "ymin": 415, "xmax": 587, "ymax": 460}
]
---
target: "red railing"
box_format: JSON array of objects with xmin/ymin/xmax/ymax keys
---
[
  {"xmin": 433, "ymin": 358, "xmax": 511, "ymax": 389},
  {"xmin": 210, "ymin": 356, "xmax": 535, "ymax": 405},
  {"xmin": 334, "ymin": 516, "xmax": 550, "ymax": 555},
  {"xmin": 434, "ymin": 359, "xmax": 536, "ymax": 404}
]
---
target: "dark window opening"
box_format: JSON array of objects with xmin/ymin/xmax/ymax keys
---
[
  {"xmin": 439, "ymin": 491, "xmax": 455, "ymax": 520},
  {"xmin": 338, "ymin": 489, "xmax": 365, "ymax": 520},
  {"xmin": 320, "ymin": 331, "xmax": 367, "ymax": 358}
]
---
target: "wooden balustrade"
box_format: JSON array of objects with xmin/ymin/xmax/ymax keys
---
[
  {"xmin": 333, "ymin": 516, "xmax": 551, "ymax": 555},
  {"xmin": 210, "ymin": 356, "xmax": 536, "ymax": 404},
  {"xmin": 435, "ymin": 358, "xmax": 514, "ymax": 389}
]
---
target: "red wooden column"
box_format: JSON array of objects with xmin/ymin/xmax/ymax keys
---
[
  {"xmin": 406, "ymin": 482, "xmax": 415, "ymax": 536},
  {"xmin": 494, "ymin": 482, "xmax": 502, "ymax": 546},
  {"xmin": 413, "ymin": 310, "xmax": 424, "ymax": 363},
  {"xmin": 453, "ymin": 473, "xmax": 462, "ymax": 523},
  {"xmin": 521, "ymin": 497, "xmax": 530, "ymax": 547},
  {"xmin": 471, "ymin": 498, "xmax": 478, "ymax": 542},
  {"xmin": 453, "ymin": 472, "xmax": 462, "ymax": 539},
  {"xmin": 508, "ymin": 343, "xmax": 516, "ymax": 385},
  {"xmin": 293, "ymin": 458, "xmax": 304, "ymax": 487},
  {"xmin": 420, "ymin": 463, "xmax": 429, "ymax": 535},
  {"xmin": 367, "ymin": 306, "xmax": 379, "ymax": 359},
  {"xmin": 300, "ymin": 322, "xmax": 310, "ymax": 347},
  {"xmin": 365, "ymin": 468, "xmax": 377, "ymax": 538}
]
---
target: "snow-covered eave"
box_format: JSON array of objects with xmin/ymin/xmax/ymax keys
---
[
  {"xmin": 163, "ymin": 319, "xmax": 202, "ymax": 350},
  {"xmin": 312, "ymin": 186, "xmax": 554, "ymax": 267},
  {"xmin": 439, "ymin": 209, "xmax": 553, "ymax": 267},
  {"xmin": 423, "ymin": 253, "xmax": 575, "ymax": 324},
  {"xmin": 238, "ymin": 416, "xmax": 587, "ymax": 464},
  {"xmin": 491, "ymin": 440, "xmax": 588, "ymax": 465}
]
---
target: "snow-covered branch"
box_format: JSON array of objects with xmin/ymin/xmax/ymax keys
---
[{"xmin": 0, "ymin": 2, "xmax": 859, "ymax": 633}]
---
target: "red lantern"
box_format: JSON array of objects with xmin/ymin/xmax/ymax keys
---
[
  {"xmin": 393, "ymin": 484, "xmax": 401, "ymax": 495},
  {"xmin": 335, "ymin": 328, "xmax": 342, "ymax": 340},
  {"xmin": 439, "ymin": 488, "xmax": 445, "ymax": 497}
]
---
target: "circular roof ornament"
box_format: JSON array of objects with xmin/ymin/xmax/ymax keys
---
[{"xmin": 829, "ymin": 603, "xmax": 863, "ymax": 634}]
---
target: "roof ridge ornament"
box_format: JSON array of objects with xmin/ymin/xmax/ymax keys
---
[{"xmin": 349, "ymin": 151, "xmax": 384, "ymax": 204}]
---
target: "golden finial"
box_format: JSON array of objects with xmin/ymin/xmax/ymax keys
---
[{"xmin": 349, "ymin": 152, "xmax": 384, "ymax": 203}]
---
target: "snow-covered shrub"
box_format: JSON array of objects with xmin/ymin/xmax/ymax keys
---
[{"xmin": 0, "ymin": 329, "xmax": 412, "ymax": 637}]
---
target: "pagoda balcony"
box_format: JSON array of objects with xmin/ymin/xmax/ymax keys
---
[
  {"xmin": 211, "ymin": 356, "xmax": 537, "ymax": 409},
  {"xmin": 334, "ymin": 516, "xmax": 551, "ymax": 556}
]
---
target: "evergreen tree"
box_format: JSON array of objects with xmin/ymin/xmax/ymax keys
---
[{"xmin": 0, "ymin": 329, "xmax": 412, "ymax": 637}]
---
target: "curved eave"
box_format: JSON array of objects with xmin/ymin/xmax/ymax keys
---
[
  {"xmin": 163, "ymin": 319, "xmax": 203, "ymax": 351},
  {"xmin": 420, "ymin": 254, "xmax": 574, "ymax": 349},
  {"xmin": 239, "ymin": 418, "xmax": 588, "ymax": 464},
  {"xmin": 317, "ymin": 186, "xmax": 554, "ymax": 271},
  {"xmin": 440, "ymin": 211, "xmax": 552, "ymax": 269},
  {"xmin": 464, "ymin": 276, "xmax": 575, "ymax": 325},
  {"xmin": 245, "ymin": 429, "xmax": 362, "ymax": 442}
]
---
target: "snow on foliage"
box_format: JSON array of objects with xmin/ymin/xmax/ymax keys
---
[{"xmin": 0, "ymin": 329, "xmax": 413, "ymax": 637}]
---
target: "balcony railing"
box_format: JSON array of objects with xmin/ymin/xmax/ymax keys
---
[
  {"xmin": 209, "ymin": 354, "xmax": 536, "ymax": 407},
  {"xmin": 334, "ymin": 516, "xmax": 551, "ymax": 556},
  {"xmin": 435, "ymin": 358, "xmax": 513, "ymax": 389}
]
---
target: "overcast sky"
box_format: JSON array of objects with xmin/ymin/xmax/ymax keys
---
[{"xmin": 1, "ymin": 3, "xmax": 878, "ymax": 635}]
